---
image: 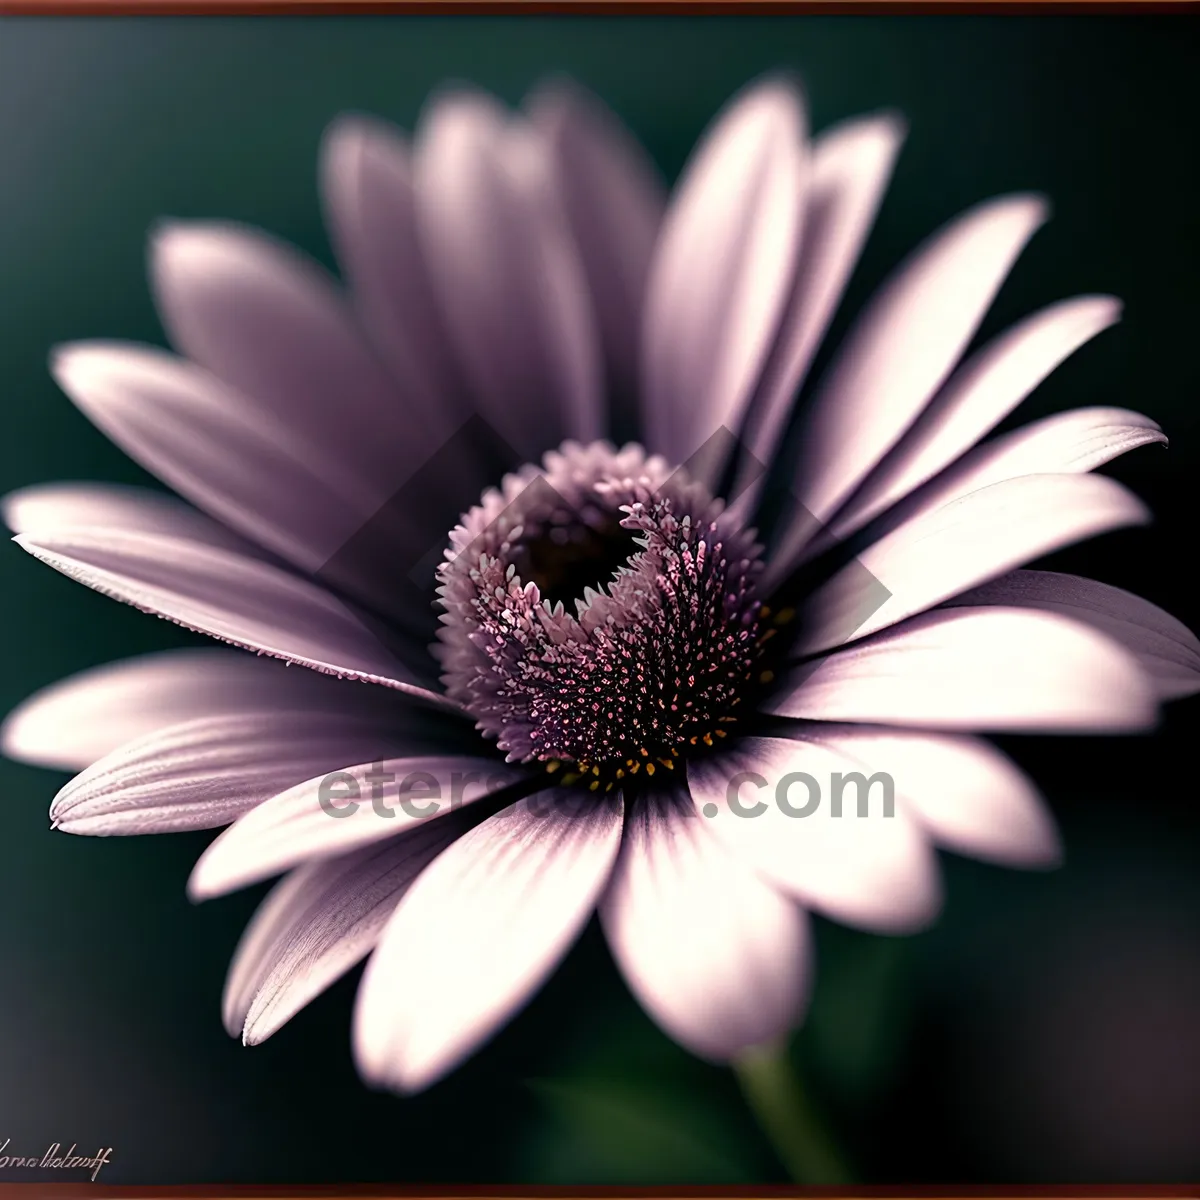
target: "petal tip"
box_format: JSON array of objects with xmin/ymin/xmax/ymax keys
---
[
  {"xmin": 49, "ymin": 340, "xmax": 157, "ymax": 408},
  {"xmin": 878, "ymin": 107, "xmax": 909, "ymax": 138},
  {"xmin": 148, "ymin": 216, "xmax": 196, "ymax": 257},
  {"xmin": 148, "ymin": 218, "xmax": 246, "ymax": 288},
  {"xmin": 970, "ymin": 190, "xmax": 1053, "ymax": 239},
  {"xmin": 1092, "ymin": 293, "xmax": 1124, "ymax": 323},
  {"xmin": 48, "ymin": 340, "xmax": 108, "ymax": 394},
  {"xmin": 186, "ymin": 864, "xmax": 215, "ymax": 904},
  {"xmin": 322, "ymin": 111, "xmax": 407, "ymax": 167},
  {"xmin": 853, "ymin": 106, "xmax": 909, "ymax": 150},
  {"xmin": 417, "ymin": 83, "xmax": 507, "ymax": 141},
  {"xmin": 0, "ymin": 710, "xmax": 27, "ymax": 759},
  {"xmin": 1011, "ymin": 190, "xmax": 1052, "ymax": 228}
]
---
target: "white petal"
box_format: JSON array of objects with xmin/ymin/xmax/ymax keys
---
[
  {"xmin": 414, "ymin": 91, "xmax": 603, "ymax": 456},
  {"xmin": 50, "ymin": 344, "xmax": 385, "ymax": 573},
  {"xmin": 949, "ymin": 570, "xmax": 1200, "ymax": 701},
  {"xmin": 526, "ymin": 79, "xmax": 666, "ymax": 411},
  {"xmin": 799, "ymin": 472, "xmax": 1150, "ymax": 653},
  {"xmin": 2, "ymin": 650, "xmax": 294, "ymax": 771},
  {"xmin": 858, "ymin": 406, "xmax": 1166, "ymax": 550},
  {"xmin": 642, "ymin": 77, "xmax": 808, "ymax": 469},
  {"xmin": 147, "ymin": 223, "xmax": 483, "ymax": 624},
  {"xmin": 187, "ymin": 755, "xmax": 524, "ymax": 899},
  {"xmin": 353, "ymin": 790, "xmax": 623, "ymax": 1093},
  {"xmin": 0, "ymin": 649, "xmax": 413, "ymax": 773},
  {"xmin": 818, "ymin": 295, "xmax": 1124, "ymax": 545},
  {"xmin": 688, "ymin": 738, "xmax": 941, "ymax": 933},
  {"xmin": 223, "ymin": 817, "xmax": 465, "ymax": 1046},
  {"xmin": 768, "ymin": 606, "xmax": 1157, "ymax": 732},
  {"xmin": 737, "ymin": 112, "xmax": 906, "ymax": 494},
  {"xmin": 320, "ymin": 115, "xmax": 467, "ymax": 429},
  {"xmin": 4, "ymin": 480, "xmax": 255, "ymax": 553},
  {"xmin": 150, "ymin": 222, "xmax": 435, "ymax": 493},
  {"xmin": 770, "ymin": 194, "xmax": 1049, "ymax": 571},
  {"xmin": 601, "ymin": 788, "xmax": 811, "ymax": 1059},
  {"xmin": 789, "ymin": 724, "xmax": 1059, "ymax": 867},
  {"xmin": 50, "ymin": 708, "xmax": 437, "ymax": 836},
  {"xmin": 13, "ymin": 525, "xmax": 450, "ymax": 706}
]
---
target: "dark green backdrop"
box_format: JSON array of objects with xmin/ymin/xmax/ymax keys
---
[{"xmin": 0, "ymin": 14, "xmax": 1197, "ymax": 1186}]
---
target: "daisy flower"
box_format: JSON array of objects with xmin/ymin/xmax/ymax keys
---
[{"xmin": 5, "ymin": 76, "xmax": 1198, "ymax": 1114}]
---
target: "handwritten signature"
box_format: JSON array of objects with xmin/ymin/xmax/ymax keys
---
[{"xmin": 0, "ymin": 1139, "xmax": 113, "ymax": 1180}]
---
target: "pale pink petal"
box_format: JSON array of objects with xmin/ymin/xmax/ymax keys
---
[
  {"xmin": 49, "ymin": 344, "xmax": 384, "ymax": 573},
  {"xmin": 798, "ymin": 473, "xmax": 1150, "ymax": 653},
  {"xmin": 353, "ymin": 790, "xmax": 623, "ymax": 1093},
  {"xmin": 736, "ymin": 112, "xmax": 906, "ymax": 495},
  {"xmin": 949, "ymin": 570, "xmax": 1200, "ymax": 700},
  {"xmin": 320, "ymin": 115, "xmax": 467, "ymax": 428},
  {"xmin": 788, "ymin": 724, "xmax": 1059, "ymax": 867},
  {"xmin": 150, "ymin": 222, "xmax": 439, "ymax": 492},
  {"xmin": 641, "ymin": 77, "xmax": 808, "ymax": 469},
  {"xmin": 769, "ymin": 194, "xmax": 1049, "ymax": 573},
  {"xmin": 688, "ymin": 738, "xmax": 940, "ymax": 933},
  {"xmin": 768, "ymin": 606, "xmax": 1157, "ymax": 732},
  {"xmin": 4, "ymin": 480, "xmax": 255, "ymax": 554},
  {"xmin": 13, "ymin": 525, "xmax": 452, "ymax": 706},
  {"xmin": 1, "ymin": 649, "xmax": 419, "ymax": 774},
  {"xmin": 414, "ymin": 90, "xmax": 603, "ymax": 456},
  {"xmin": 223, "ymin": 816, "xmax": 466, "ymax": 1046},
  {"xmin": 526, "ymin": 79, "xmax": 666, "ymax": 412},
  {"xmin": 0, "ymin": 649, "xmax": 358, "ymax": 772},
  {"xmin": 853, "ymin": 407, "xmax": 1166, "ymax": 553},
  {"xmin": 817, "ymin": 295, "xmax": 1124, "ymax": 547},
  {"xmin": 187, "ymin": 755, "xmax": 525, "ymax": 899},
  {"xmin": 51, "ymin": 708, "xmax": 446, "ymax": 836},
  {"xmin": 600, "ymin": 788, "xmax": 811, "ymax": 1059}
]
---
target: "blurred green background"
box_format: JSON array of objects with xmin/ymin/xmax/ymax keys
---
[{"xmin": 1, "ymin": 13, "xmax": 1198, "ymax": 1186}]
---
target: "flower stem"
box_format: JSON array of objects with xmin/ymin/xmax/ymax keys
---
[{"xmin": 733, "ymin": 1040, "xmax": 855, "ymax": 1185}]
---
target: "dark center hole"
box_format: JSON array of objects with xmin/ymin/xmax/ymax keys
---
[{"xmin": 521, "ymin": 511, "xmax": 638, "ymax": 610}]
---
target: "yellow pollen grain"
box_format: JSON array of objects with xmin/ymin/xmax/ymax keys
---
[
  {"xmin": 615, "ymin": 768, "xmax": 625, "ymax": 779},
  {"xmin": 545, "ymin": 760, "xmax": 560, "ymax": 774},
  {"xmin": 774, "ymin": 607, "xmax": 796, "ymax": 626},
  {"xmin": 645, "ymin": 762, "xmax": 656, "ymax": 776},
  {"xmin": 561, "ymin": 772, "xmax": 580, "ymax": 786},
  {"xmin": 760, "ymin": 669, "xmax": 775, "ymax": 684},
  {"xmin": 589, "ymin": 780, "xmax": 600, "ymax": 791},
  {"xmin": 702, "ymin": 733, "xmax": 713, "ymax": 746}
]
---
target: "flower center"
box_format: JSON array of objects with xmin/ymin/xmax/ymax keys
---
[{"xmin": 435, "ymin": 442, "xmax": 777, "ymax": 787}]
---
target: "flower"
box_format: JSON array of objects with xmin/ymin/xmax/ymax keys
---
[{"xmin": 5, "ymin": 76, "xmax": 1199, "ymax": 1096}]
